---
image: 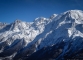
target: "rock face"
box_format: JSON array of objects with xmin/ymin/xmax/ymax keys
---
[{"xmin": 0, "ymin": 10, "xmax": 83, "ymax": 60}]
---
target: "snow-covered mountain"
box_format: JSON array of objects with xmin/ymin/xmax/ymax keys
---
[{"xmin": 0, "ymin": 10, "xmax": 83, "ymax": 60}]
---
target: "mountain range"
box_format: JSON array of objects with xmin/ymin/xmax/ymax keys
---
[{"xmin": 0, "ymin": 10, "xmax": 83, "ymax": 60}]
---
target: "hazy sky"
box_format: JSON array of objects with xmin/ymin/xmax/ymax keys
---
[{"xmin": 0, "ymin": 0, "xmax": 83, "ymax": 23}]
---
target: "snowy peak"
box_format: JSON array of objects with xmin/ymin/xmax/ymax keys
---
[
  {"xmin": 14, "ymin": 20, "xmax": 22, "ymax": 24},
  {"xmin": 9, "ymin": 20, "xmax": 28, "ymax": 31},
  {"xmin": 0, "ymin": 22, "xmax": 7, "ymax": 29},
  {"xmin": 0, "ymin": 22, "xmax": 7, "ymax": 26},
  {"xmin": 63, "ymin": 10, "xmax": 83, "ymax": 20},
  {"xmin": 53, "ymin": 10, "xmax": 83, "ymax": 38},
  {"xmin": 33, "ymin": 17, "xmax": 50, "ymax": 25},
  {"xmin": 50, "ymin": 14, "xmax": 57, "ymax": 19},
  {"xmin": 54, "ymin": 10, "xmax": 83, "ymax": 30}
]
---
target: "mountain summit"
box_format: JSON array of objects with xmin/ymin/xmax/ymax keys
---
[{"xmin": 0, "ymin": 10, "xmax": 83, "ymax": 60}]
